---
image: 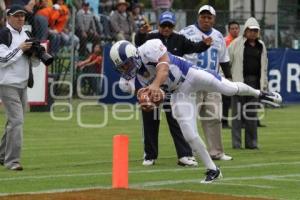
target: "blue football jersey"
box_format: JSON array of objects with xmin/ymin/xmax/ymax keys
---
[{"xmin": 179, "ymin": 24, "xmax": 229, "ymax": 72}]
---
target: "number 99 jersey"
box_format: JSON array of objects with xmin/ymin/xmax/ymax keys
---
[{"xmin": 179, "ymin": 25, "xmax": 229, "ymax": 72}]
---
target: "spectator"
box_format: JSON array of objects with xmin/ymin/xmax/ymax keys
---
[
  {"xmin": 180, "ymin": 5, "xmax": 233, "ymax": 161},
  {"xmin": 75, "ymin": 1, "xmax": 101, "ymax": 57},
  {"xmin": 52, "ymin": 0, "xmax": 80, "ymax": 50},
  {"xmin": 0, "ymin": 4, "xmax": 40, "ymax": 170},
  {"xmin": 110, "ymin": 0, "xmax": 135, "ymax": 42},
  {"xmin": 35, "ymin": 3, "xmax": 62, "ymax": 55},
  {"xmin": 131, "ymin": 3, "xmax": 148, "ymax": 31},
  {"xmin": 98, "ymin": 0, "xmax": 116, "ymax": 40},
  {"xmin": 32, "ymin": 0, "xmax": 49, "ymax": 40},
  {"xmin": 52, "ymin": 0, "xmax": 69, "ymax": 34},
  {"xmin": 223, "ymin": 20, "xmax": 240, "ymax": 128},
  {"xmin": 228, "ymin": 17, "xmax": 268, "ymax": 149},
  {"xmin": 135, "ymin": 11, "xmax": 212, "ymax": 166},
  {"xmin": 99, "ymin": 0, "xmax": 116, "ymax": 15},
  {"xmin": 76, "ymin": 43, "xmax": 103, "ymax": 95},
  {"xmin": 225, "ymin": 21, "xmax": 240, "ymax": 47}
]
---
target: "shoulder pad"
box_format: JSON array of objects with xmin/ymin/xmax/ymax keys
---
[{"xmin": 0, "ymin": 27, "xmax": 12, "ymax": 47}]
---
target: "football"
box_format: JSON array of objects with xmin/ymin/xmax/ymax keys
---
[
  {"xmin": 151, "ymin": 88, "xmax": 166, "ymax": 106},
  {"xmin": 137, "ymin": 88, "xmax": 166, "ymax": 112},
  {"xmin": 137, "ymin": 88, "xmax": 155, "ymax": 112}
]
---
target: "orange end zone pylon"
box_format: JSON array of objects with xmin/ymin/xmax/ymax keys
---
[{"xmin": 112, "ymin": 135, "xmax": 129, "ymax": 188}]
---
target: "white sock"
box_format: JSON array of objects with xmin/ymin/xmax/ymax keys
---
[
  {"xmin": 188, "ymin": 136, "xmax": 217, "ymax": 170},
  {"xmin": 236, "ymin": 82, "xmax": 261, "ymax": 97}
]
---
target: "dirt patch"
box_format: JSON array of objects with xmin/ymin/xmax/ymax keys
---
[{"xmin": 0, "ymin": 189, "xmax": 273, "ymax": 200}]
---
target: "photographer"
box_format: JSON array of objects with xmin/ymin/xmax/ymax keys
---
[{"xmin": 0, "ymin": 4, "xmax": 41, "ymax": 171}]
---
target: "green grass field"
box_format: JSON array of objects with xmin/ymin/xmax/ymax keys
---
[{"xmin": 0, "ymin": 101, "xmax": 299, "ymax": 200}]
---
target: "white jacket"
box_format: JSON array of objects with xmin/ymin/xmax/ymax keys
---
[
  {"xmin": 0, "ymin": 23, "xmax": 32, "ymax": 88},
  {"xmin": 228, "ymin": 17, "xmax": 268, "ymax": 90}
]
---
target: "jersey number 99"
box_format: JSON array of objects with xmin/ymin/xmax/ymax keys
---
[{"xmin": 196, "ymin": 48, "xmax": 218, "ymax": 70}]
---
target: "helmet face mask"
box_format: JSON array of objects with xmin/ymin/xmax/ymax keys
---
[
  {"xmin": 110, "ymin": 40, "xmax": 142, "ymax": 80},
  {"xmin": 115, "ymin": 56, "xmax": 142, "ymax": 80}
]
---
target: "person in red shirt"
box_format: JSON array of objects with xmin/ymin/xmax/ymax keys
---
[
  {"xmin": 76, "ymin": 43, "xmax": 103, "ymax": 95},
  {"xmin": 225, "ymin": 21, "xmax": 240, "ymax": 47}
]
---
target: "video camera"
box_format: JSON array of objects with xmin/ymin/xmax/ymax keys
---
[{"xmin": 24, "ymin": 38, "xmax": 54, "ymax": 66}]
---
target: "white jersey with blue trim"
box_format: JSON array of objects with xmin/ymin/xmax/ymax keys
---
[
  {"xmin": 179, "ymin": 24, "xmax": 229, "ymax": 72},
  {"xmin": 136, "ymin": 39, "xmax": 193, "ymax": 92}
]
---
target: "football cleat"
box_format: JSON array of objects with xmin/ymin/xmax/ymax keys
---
[
  {"xmin": 211, "ymin": 154, "xmax": 233, "ymax": 161},
  {"xmin": 200, "ymin": 167, "xmax": 222, "ymax": 184},
  {"xmin": 142, "ymin": 159, "xmax": 155, "ymax": 166},
  {"xmin": 178, "ymin": 156, "xmax": 198, "ymax": 167},
  {"xmin": 259, "ymin": 91, "xmax": 282, "ymax": 107}
]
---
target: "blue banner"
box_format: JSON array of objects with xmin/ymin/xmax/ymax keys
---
[
  {"xmin": 100, "ymin": 46, "xmax": 300, "ymax": 104},
  {"xmin": 100, "ymin": 44, "xmax": 137, "ymax": 104},
  {"xmin": 268, "ymin": 49, "xmax": 300, "ymax": 103}
]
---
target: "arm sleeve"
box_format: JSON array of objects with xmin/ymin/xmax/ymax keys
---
[
  {"xmin": 220, "ymin": 62, "xmax": 232, "ymax": 79},
  {"xmin": 181, "ymin": 35, "xmax": 210, "ymax": 54},
  {"xmin": 0, "ymin": 44, "xmax": 23, "ymax": 68},
  {"xmin": 134, "ymin": 31, "xmax": 148, "ymax": 47}
]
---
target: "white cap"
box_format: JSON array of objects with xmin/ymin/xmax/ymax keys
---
[
  {"xmin": 53, "ymin": 4, "xmax": 61, "ymax": 10},
  {"xmin": 248, "ymin": 25, "xmax": 260, "ymax": 30},
  {"xmin": 198, "ymin": 5, "xmax": 216, "ymax": 16}
]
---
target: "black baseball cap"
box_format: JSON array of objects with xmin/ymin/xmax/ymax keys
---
[{"xmin": 6, "ymin": 4, "xmax": 27, "ymax": 16}]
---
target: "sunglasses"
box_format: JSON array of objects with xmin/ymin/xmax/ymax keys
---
[{"xmin": 160, "ymin": 23, "xmax": 175, "ymax": 28}]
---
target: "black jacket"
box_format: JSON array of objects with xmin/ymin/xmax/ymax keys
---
[{"xmin": 135, "ymin": 30, "xmax": 210, "ymax": 56}]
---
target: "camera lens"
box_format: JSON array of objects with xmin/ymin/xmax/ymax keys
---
[{"xmin": 41, "ymin": 53, "xmax": 54, "ymax": 65}]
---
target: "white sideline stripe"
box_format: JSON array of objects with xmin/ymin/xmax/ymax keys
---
[
  {"xmin": 213, "ymin": 182, "xmax": 274, "ymax": 189},
  {"xmin": 130, "ymin": 179, "xmax": 275, "ymax": 189},
  {"xmin": 270, "ymin": 178, "xmax": 300, "ymax": 182},
  {"xmin": 1, "ymin": 161, "xmax": 300, "ymax": 181},
  {"xmin": 222, "ymin": 161, "xmax": 300, "ymax": 169},
  {"xmin": 130, "ymin": 174, "xmax": 300, "ymax": 189}
]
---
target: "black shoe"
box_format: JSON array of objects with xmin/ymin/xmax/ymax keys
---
[
  {"xmin": 201, "ymin": 167, "xmax": 222, "ymax": 183},
  {"xmin": 259, "ymin": 91, "xmax": 282, "ymax": 107}
]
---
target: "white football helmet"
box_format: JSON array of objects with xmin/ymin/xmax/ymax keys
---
[{"xmin": 109, "ymin": 40, "xmax": 142, "ymax": 80}]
